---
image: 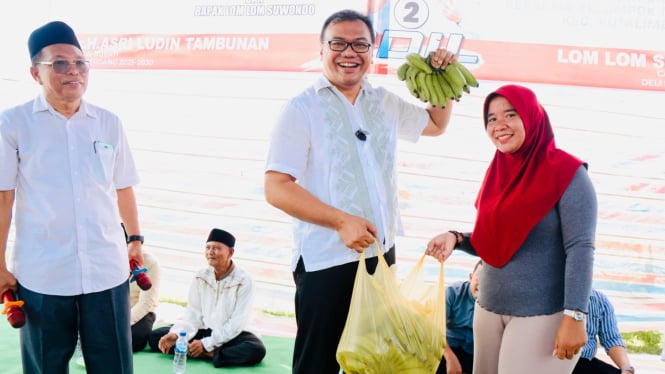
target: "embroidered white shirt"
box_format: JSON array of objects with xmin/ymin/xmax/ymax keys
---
[{"xmin": 265, "ymin": 75, "xmax": 429, "ymax": 271}]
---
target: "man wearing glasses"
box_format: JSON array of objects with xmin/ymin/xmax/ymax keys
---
[
  {"xmin": 0, "ymin": 21, "xmax": 142, "ymax": 373},
  {"xmin": 264, "ymin": 9, "xmax": 459, "ymax": 374}
]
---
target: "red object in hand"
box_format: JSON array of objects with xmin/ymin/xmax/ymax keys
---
[
  {"xmin": 2, "ymin": 290, "xmax": 26, "ymax": 328},
  {"xmin": 130, "ymin": 260, "xmax": 152, "ymax": 291}
]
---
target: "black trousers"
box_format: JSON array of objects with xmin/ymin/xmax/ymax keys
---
[
  {"xmin": 572, "ymin": 357, "xmax": 621, "ymax": 374},
  {"xmin": 131, "ymin": 311, "xmax": 156, "ymax": 352},
  {"xmin": 436, "ymin": 346, "xmax": 473, "ymax": 374},
  {"xmin": 18, "ymin": 281, "xmax": 132, "ymax": 374},
  {"xmin": 291, "ymin": 247, "xmax": 396, "ymax": 374},
  {"xmin": 148, "ymin": 326, "xmax": 266, "ymax": 367}
]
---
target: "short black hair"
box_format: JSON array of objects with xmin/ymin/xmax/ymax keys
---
[{"xmin": 320, "ymin": 9, "xmax": 375, "ymax": 44}]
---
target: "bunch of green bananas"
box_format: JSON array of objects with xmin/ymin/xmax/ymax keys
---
[
  {"xmin": 338, "ymin": 339, "xmax": 438, "ymax": 374},
  {"xmin": 396, "ymin": 52, "xmax": 479, "ymax": 107},
  {"xmin": 336, "ymin": 300, "xmax": 445, "ymax": 373}
]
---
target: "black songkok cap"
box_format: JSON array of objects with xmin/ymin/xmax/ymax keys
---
[
  {"xmin": 207, "ymin": 228, "xmax": 236, "ymax": 248},
  {"xmin": 28, "ymin": 21, "xmax": 82, "ymax": 59}
]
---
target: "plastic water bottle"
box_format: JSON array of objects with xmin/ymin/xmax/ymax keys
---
[
  {"xmin": 74, "ymin": 334, "xmax": 85, "ymax": 367},
  {"xmin": 173, "ymin": 330, "xmax": 188, "ymax": 374}
]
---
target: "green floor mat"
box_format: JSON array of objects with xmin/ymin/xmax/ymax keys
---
[{"xmin": 0, "ymin": 320, "xmax": 293, "ymax": 373}]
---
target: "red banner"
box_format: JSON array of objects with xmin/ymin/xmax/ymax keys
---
[{"xmin": 81, "ymin": 33, "xmax": 665, "ymax": 92}]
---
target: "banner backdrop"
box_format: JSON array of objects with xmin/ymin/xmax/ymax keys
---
[
  {"xmin": 367, "ymin": 0, "xmax": 665, "ymax": 91},
  {"xmin": 3, "ymin": 0, "xmax": 664, "ymax": 90}
]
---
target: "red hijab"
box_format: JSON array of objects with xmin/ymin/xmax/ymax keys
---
[{"xmin": 470, "ymin": 85, "xmax": 584, "ymax": 267}]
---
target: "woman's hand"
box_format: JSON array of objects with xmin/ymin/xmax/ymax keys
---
[
  {"xmin": 553, "ymin": 315, "xmax": 587, "ymax": 360},
  {"xmin": 425, "ymin": 231, "xmax": 458, "ymax": 262}
]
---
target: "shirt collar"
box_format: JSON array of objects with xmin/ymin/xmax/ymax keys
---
[
  {"xmin": 33, "ymin": 93, "xmax": 96, "ymax": 119},
  {"xmin": 314, "ymin": 74, "xmax": 373, "ymax": 98}
]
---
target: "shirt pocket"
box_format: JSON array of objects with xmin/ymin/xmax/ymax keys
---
[{"xmin": 93, "ymin": 140, "xmax": 115, "ymax": 182}]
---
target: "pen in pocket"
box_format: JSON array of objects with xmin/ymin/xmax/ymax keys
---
[{"xmin": 93, "ymin": 140, "xmax": 113, "ymax": 153}]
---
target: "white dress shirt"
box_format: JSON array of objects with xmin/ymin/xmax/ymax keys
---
[
  {"xmin": 265, "ymin": 75, "xmax": 429, "ymax": 271},
  {"xmin": 169, "ymin": 264, "xmax": 258, "ymax": 352},
  {"xmin": 0, "ymin": 94, "xmax": 139, "ymax": 295}
]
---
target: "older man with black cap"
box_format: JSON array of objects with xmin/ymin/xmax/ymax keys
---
[
  {"xmin": 0, "ymin": 21, "xmax": 143, "ymax": 373},
  {"xmin": 148, "ymin": 228, "xmax": 266, "ymax": 369}
]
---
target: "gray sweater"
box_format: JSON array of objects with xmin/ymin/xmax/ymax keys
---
[{"xmin": 459, "ymin": 166, "xmax": 596, "ymax": 316}]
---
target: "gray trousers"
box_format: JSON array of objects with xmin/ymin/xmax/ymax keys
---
[{"xmin": 18, "ymin": 281, "xmax": 132, "ymax": 374}]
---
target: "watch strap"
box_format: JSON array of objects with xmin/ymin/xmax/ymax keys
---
[
  {"xmin": 563, "ymin": 309, "xmax": 586, "ymax": 321},
  {"xmin": 127, "ymin": 235, "xmax": 144, "ymax": 245}
]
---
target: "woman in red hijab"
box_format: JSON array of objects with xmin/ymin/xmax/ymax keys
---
[{"xmin": 427, "ymin": 84, "xmax": 597, "ymax": 373}]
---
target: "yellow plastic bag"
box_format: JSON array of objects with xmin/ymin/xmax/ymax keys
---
[
  {"xmin": 399, "ymin": 254, "xmax": 446, "ymax": 354},
  {"xmin": 336, "ymin": 246, "xmax": 446, "ymax": 374}
]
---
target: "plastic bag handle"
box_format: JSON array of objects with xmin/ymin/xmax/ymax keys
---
[{"xmin": 358, "ymin": 241, "xmax": 385, "ymax": 272}]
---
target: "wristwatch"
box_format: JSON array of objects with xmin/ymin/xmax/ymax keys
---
[
  {"xmin": 620, "ymin": 365, "xmax": 635, "ymax": 373},
  {"xmin": 126, "ymin": 235, "xmax": 144, "ymax": 245},
  {"xmin": 563, "ymin": 309, "xmax": 586, "ymax": 321}
]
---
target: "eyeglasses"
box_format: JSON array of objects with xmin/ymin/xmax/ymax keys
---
[
  {"xmin": 327, "ymin": 40, "xmax": 372, "ymax": 53},
  {"xmin": 36, "ymin": 60, "xmax": 90, "ymax": 74}
]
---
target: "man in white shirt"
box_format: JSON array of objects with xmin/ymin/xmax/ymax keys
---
[
  {"xmin": 149, "ymin": 228, "xmax": 265, "ymax": 368},
  {"xmin": 264, "ymin": 9, "xmax": 458, "ymax": 374},
  {"xmin": 0, "ymin": 21, "xmax": 143, "ymax": 373}
]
